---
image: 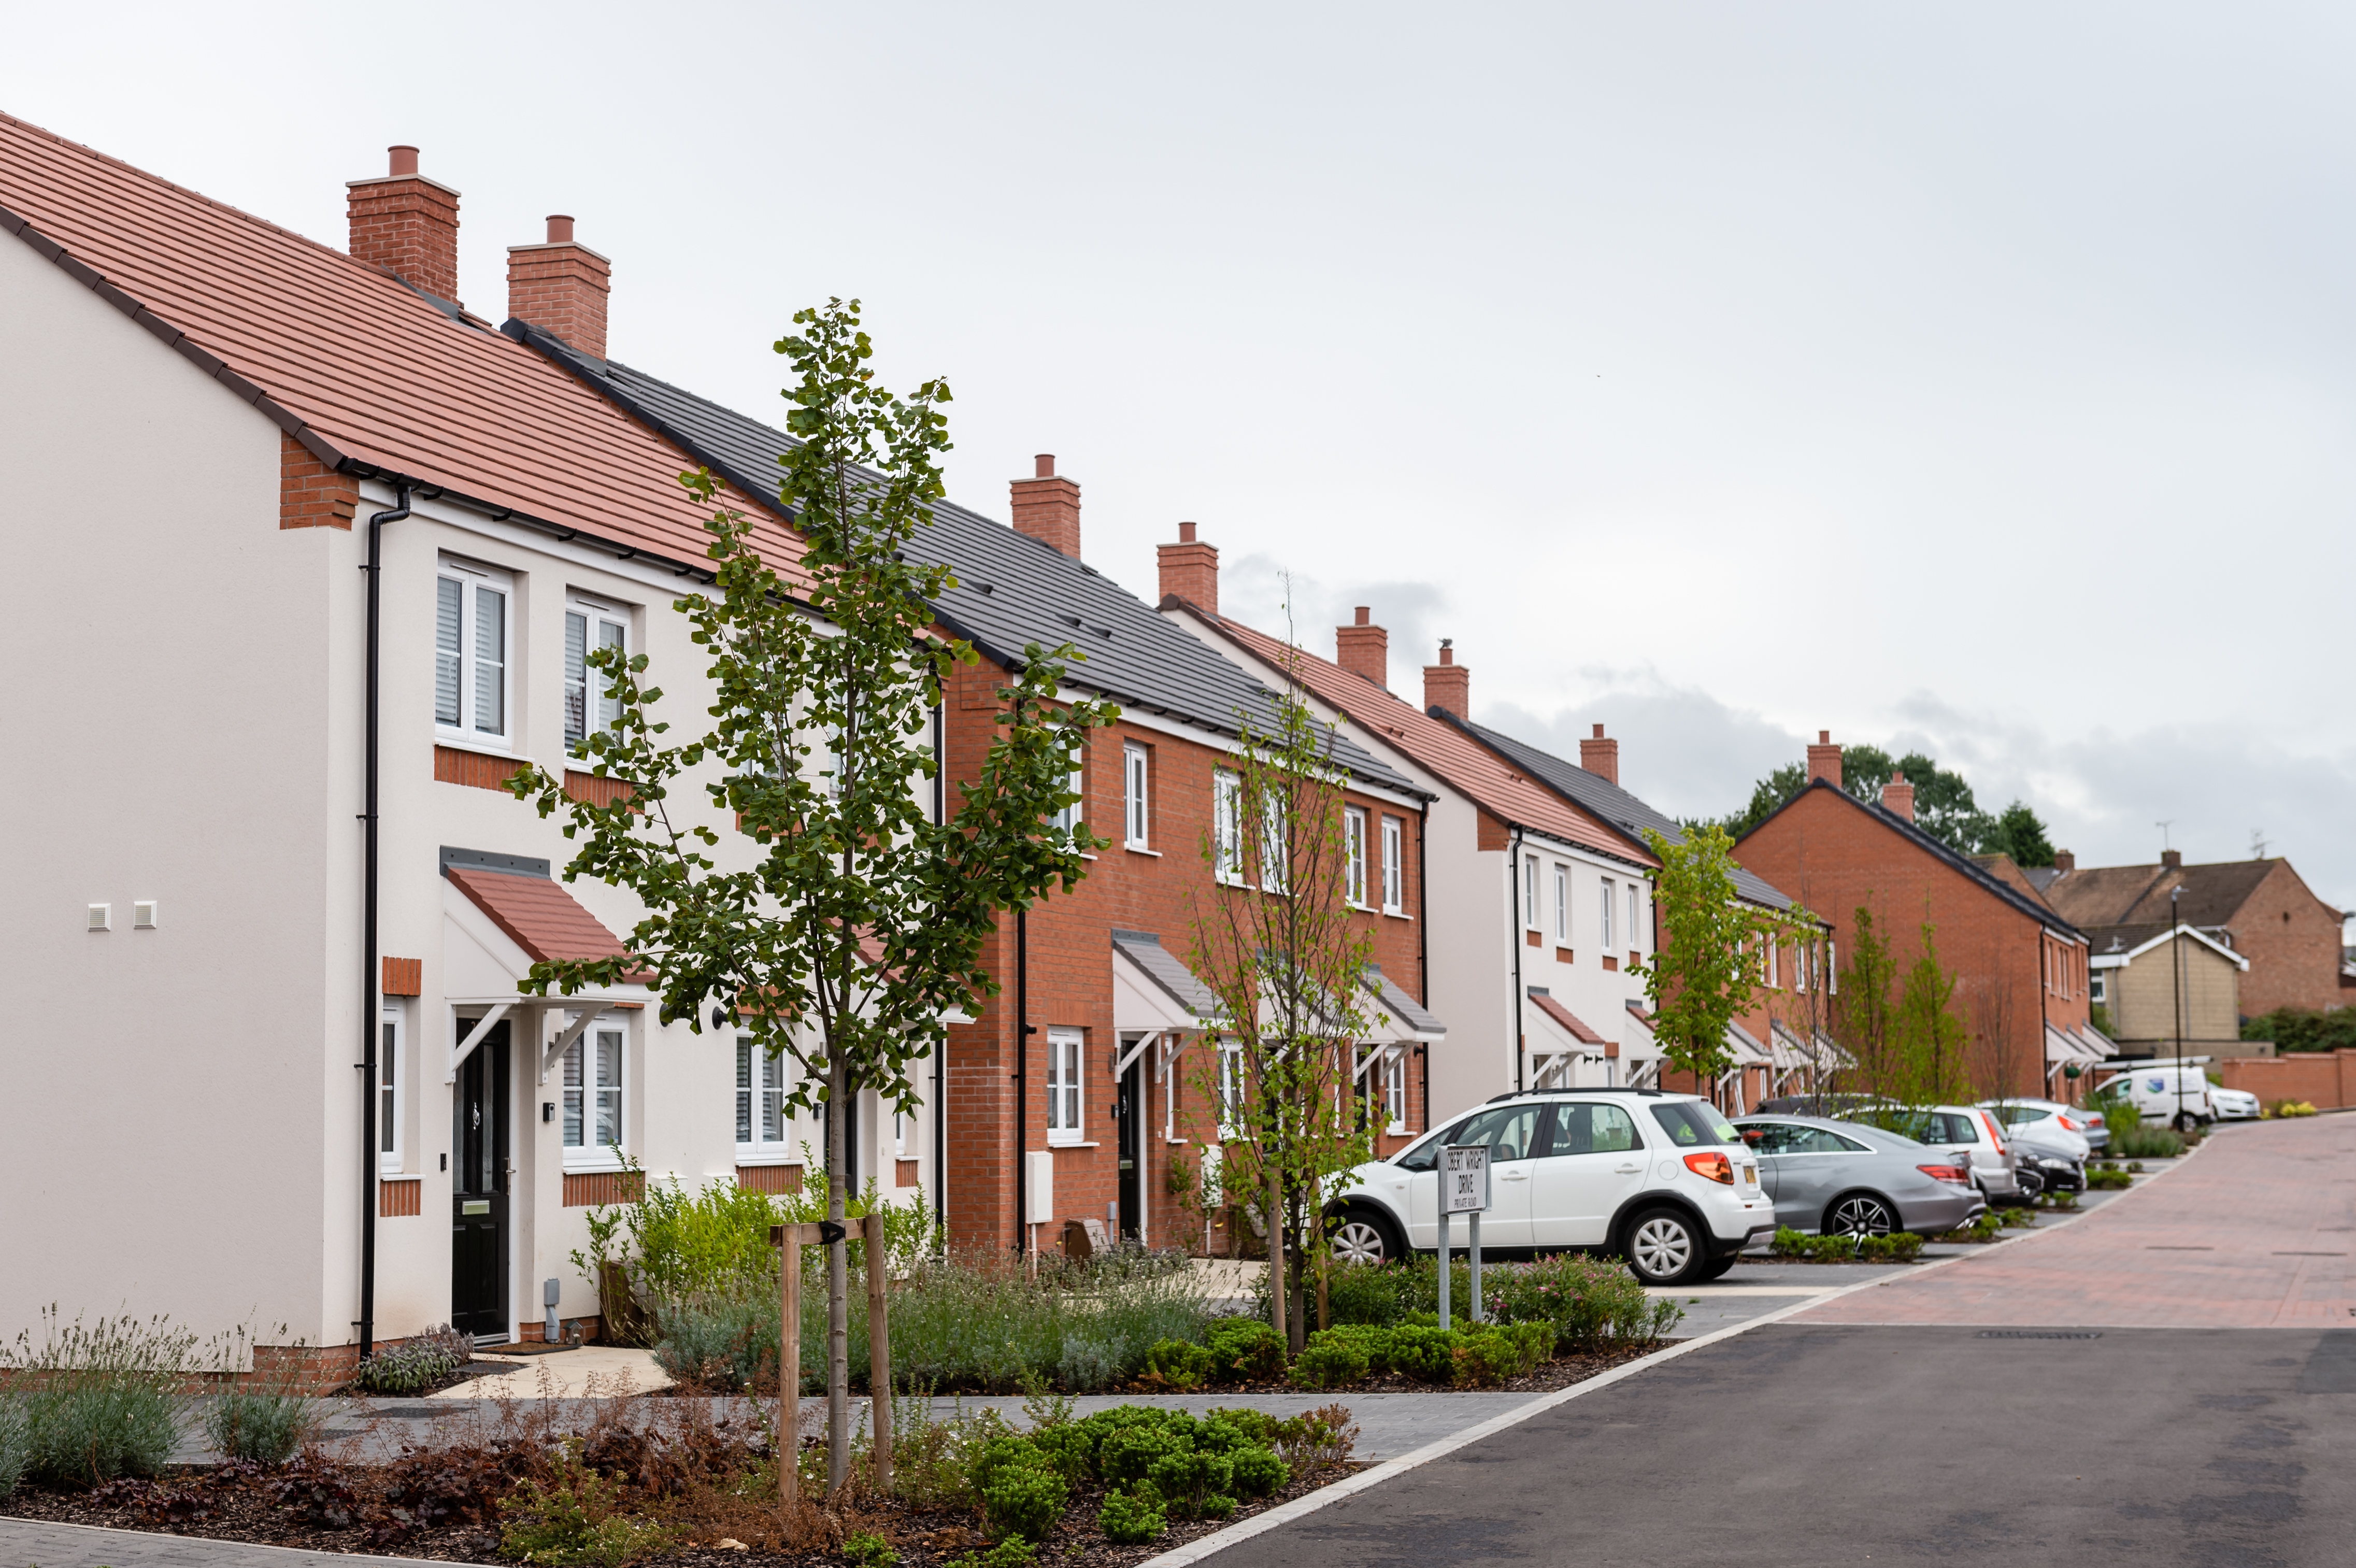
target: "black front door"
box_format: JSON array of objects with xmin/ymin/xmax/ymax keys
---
[
  {"xmin": 451, "ymin": 1019, "xmax": 510, "ymax": 1339},
  {"xmin": 1116, "ymin": 1052, "xmax": 1143, "ymax": 1240}
]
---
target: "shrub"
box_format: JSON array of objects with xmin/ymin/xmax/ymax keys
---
[
  {"xmin": 950, "ymin": 1542, "xmax": 1037, "ymax": 1568},
  {"xmin": 1449, "ymin": 1322, "xmax": 1553, "ymax": 1387},
  {"xmin": 0, "ymin": 1395, "xmax": 27, "ymax": 1500},
  {"xmin": 1288, "ymin": 1337, "xmax": 1369, "ymax": 1391},
  {"xmin": 845, "ymin": 1531, "xmax": 897, "ymax": 1568},
  {"xmin": 1226, "ymin": 1444, "xmax": 1290, "ymax": 1498},
  {"xmin": 1097, "ymin": 1421, "xmax": 1187, "ymax": 1486},
  {"xmin": 1941, "ymin": 1213, "xmax": 2004, "ymax": 1244},
  {"xmin": 1139, "ymin": 1337, "xmax": 1214, "ymax": 1392},
  {"xmin": 203, "ymin": 1383, "xmax": 325, "ymax": 1466},
  {"xmin": 1146, "ymin": 1447, "xmax": 1234, "ymax": 1518},
  {"xmin": 1323, "ymin": 1260, "xmax": 1412, "ymax": 1325},
  {"xmin": 2112, "ymin": 1125, "xmax": 2185, "ymax": 1160},
  {"xmin": 354, "ymin": 1324, "xmax": 472, "ymax": 1395},
  {"xmin": 1204, "ymin": 1318, "xmax": 1287, "ymax": 1381},
  {"xmin": 2087, "ymin": 1167, "xmax": 2133, "ymax": 1190},
  {"xmin": 1098, "ymin": 1484, "xmax": 1168, "ymax": 1544},
  {"xmin": 1026, "ymin": 1420, "xmax": 1093, "ymax": 1484},
  {"xmin": 1202, "ymin": 1406, "xmax": 1278, "ymax": 1447},
  {"xmin": 7, "ymin": 1310, "xmax": 194, "ymax": 1488},
  {"xmin": 1273, "ymin": 1405, "xmax": 1358, "ymax": 1469},
  {"xmin": 1855, "ymin": 1232, "xmax": 1925, "ymax": 1262},
  {"xmin": 497, "ymin": 1443, "xmax": 679, "ymax": 1567},
  {"xmin": 2273, "ymin": 1100, "xmax": 2319, "ymax": 1119},
  {"xmin": 2033, "ymin": 1190, "xmax": 2079, "ymax": 1211},
  {"xmin": 979, "ymin": 1456, "xmax": 1066, "ymax": 1544},
  {"xmin": 2244, "ymin": 1007, "xmax": 2356, "ymax": 1055}
]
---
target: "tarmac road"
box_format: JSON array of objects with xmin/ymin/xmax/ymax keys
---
[{"xmin": 1197, "ymin": 1117, "xmax": 2356, "ymax": 1568}]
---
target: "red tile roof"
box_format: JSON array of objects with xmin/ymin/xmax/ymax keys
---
[
  {"xmin": 446, "ymin": 865, "xmax": 641, "ymax": 976},
  {"xmin": 0, "ymin": 111, "xmax": 798, "ymax": 575},
  {"xmin": 1182, "ymin": 611, "xmax": 1649, "ymax": 866},
  {"xmin": 1529, "ymin": 991, "xmax": 1608, "ymax": 1045}
]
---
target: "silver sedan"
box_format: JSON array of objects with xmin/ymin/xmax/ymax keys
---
[{"xmin": 1733, "ymin": 1116, "xmax": 1987, "ymax": 1238}]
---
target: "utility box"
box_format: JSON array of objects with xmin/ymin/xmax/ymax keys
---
[{"xmin": 1026, "ymin": 1150, "xmax": 1055, "ymax": 1225}]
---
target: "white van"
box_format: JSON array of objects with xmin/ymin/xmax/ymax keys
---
[{"xmin": 2095, "ymin": 1064, "xmax": 2212, "ymax": 1130}]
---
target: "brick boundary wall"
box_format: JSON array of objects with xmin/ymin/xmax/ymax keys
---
[{"xmin": 2220, "ymin": 1049, "xmax": 2356, "ymax": 1109}]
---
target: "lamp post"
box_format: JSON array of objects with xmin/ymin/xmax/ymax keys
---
[{"xmin": 2171, "ymin": 884, "xmax": 2186, "ymax": 1132}]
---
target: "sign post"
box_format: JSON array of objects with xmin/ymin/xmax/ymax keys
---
[{"xmin": 1438, "ymin": 1144, "xmax": 1490, "ymax": 1332}]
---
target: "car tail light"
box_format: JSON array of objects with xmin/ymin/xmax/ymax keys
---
[
  {"xmin": 1978, "ymin": 1111, "xmax": 2007, "ymax": 1155},
  {"xmin": 1918, "ymin": 1163, "xmax": 1971, "ymax": 1185},
  {"xmin": 2087, "ymin": 1113, "xmax": 2105, "ymax": 1128},
  {"xmin": 1684, "ymin": 1151, "xmax": 1734, "ymax": 1184},
  {"xmin": 2057, "ymin": 1115, "xmax": 2081, "ymax": 1132}
]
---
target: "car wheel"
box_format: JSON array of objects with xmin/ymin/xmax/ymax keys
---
[
  {"xmin": 1330, "ymin": 1206, "xmax": 1398, "ymax": 1266},
  {"xmin": 1824, "ymin": 1193, "xmax": 1897, "ymax": 1237},
  {"xmin": 1623, "ymin": 1207, "xmax": 1707, "ymax": 1286}
]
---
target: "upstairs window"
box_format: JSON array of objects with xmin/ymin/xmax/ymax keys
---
[
  {"xmin": 1218, "ymin": 1039, "xmax": 1247, "ymax": 1138},
  {"xmin": 1381, "ymin": 816, "xmax": 1405, "ymax": 913},
  {"xmin": 564, "ymin": 600, "xmax": 629, "ymax": 750},
  {"xmin": 1345, "ymin": 808, "xmax": 1368, "ymax": 906},
  {"xmin": 1628, "ymin": 885, "xmax": 1641, "ymax": 953},
  {"xmin": 1553, "ymin": 864, "xmax": 1569, "ymax": 942},
  {"xmin": 1600, "ymin": 878, "xmax": 1616, "ymax": 950},
  {"xmin": 1214, "ymin": 772, "xmax": 1245, "ymax": 885},
  {"xmin": 1259, "ymin": 793, "xmax": 1289, "ymax": 894},
  {"xmin": 1053, "ymin": 756, "xmax": 1086, "ymax": 839},
  {"xmin": 1124, "ymin": 744, "xmax": 1150, "ymax": 848},
  {"xmin": 1524, "ymin": 857, "xmax": 1540, "ymax": 929},
  {"xmin": 436, "ymin": 561, "xmax": 512, "ymax": 743}
]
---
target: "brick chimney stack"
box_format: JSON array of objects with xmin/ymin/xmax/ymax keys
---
[
  {"xmin": 507, "ymin": 214, "xmax": 612, "ymax": 360},
  {"xmin": 1424, "ymin": 642, "xmax": 1469, "ymax": 718},
  {"xmin": 1336, "ymin": 607, "xmax": 1388, "ymax": 688},
  {"xmin": 2161, "ymin": 848, "xmax": 2183, "ymax": 871},
  {"xmin": 1009, "ymin": 454, "xmax": 1081, "ymax": 558},
  {"xmin": 1157, "ymin": 521, "xmax": 1219, "ymax": 614},
  {"xmin": 1881, "ymin": 772, "xmax": 1916, "ymax": 822},
  {"xmin": 1580, "ymin": 723, "xmax": 1620, "ymax": 786},
  {"xmin": 2053, "ymin": 850, "xmax": 2076, "ymax": 873},
  {"xmin": 348, "ymin": 145, "xmax": 461, "ymax": 304},
  {"xmin": 1806, "ymin": 730, "xmax": 1843, "ymax": 790}
]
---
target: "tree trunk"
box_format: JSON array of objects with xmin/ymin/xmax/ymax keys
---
[
  {"xmin": 826, "ymin": 1053, "xmax": 849, "ymax": 1493},
  {"xmin": 1265, "ymin": 1164, "xmax": 1288, "ymax": 1348}
]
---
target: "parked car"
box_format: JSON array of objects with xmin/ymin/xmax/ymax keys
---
[
  {"xmin": 1836, "ymin": 1103, "xmax": 2030, "ymax": 1203},
  {"xmin": 2209, "ymin": 1086, "xmax": 2262, "ymax": 1121},
  {"xmin": 1731, "ymin": 1116, "xmax": 1985, "ymax": 1238},
  {"xmin": 1326, "ymin": 1090, "xmax": 1779, "ymax": 1287},
  {"xmin": 1977, "ymin": 1100, "xmax": 2092, "ymax": 1191},
  {"xmin": 2094, "ymin": 1064, "xmax": 2214, "ymax": 1131},
  {"xmin": 1980, "ymin": 1096, "xmax": 2108, "ymax": 1153}
]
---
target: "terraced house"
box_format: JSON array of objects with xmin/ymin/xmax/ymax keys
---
[{"xmin": 0, "ymin": 122, "xmax": 1444, "ymax": 1365}]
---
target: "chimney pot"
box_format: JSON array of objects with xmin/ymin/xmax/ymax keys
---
[
  {"xmin": 1881, "ymin": 772, "xmax": 1916, "ymax": 823},
  {"xmin": 1010, "ymin": 457, "xmax": 1082, "ymax": 558},
  {"xmin": 1424, "ymin": 644, "xmax": 1470, "ymax": 718},
  {"xmin": 1580, "ymin": 724, "xmax": 1620, "ymax": 786},
  {"xmin": 2161, "ymin": 848, "xmax": 2183, "ymax": 871},
  {"xmin": 1158, "ymin": 523, "xmax": 1219, "ymax": 612},
  {"xmin": 506, "ymin": 212, "xmax": 611, "ymax": 360},
  {"xmin": 349, "ymin": 145, "xmax": 461, "ymax": 304},
  {"xmin": 1336, "ymin": 610, "xmax": 1389, "ymax": 688},
  {"xmin": 1805, "ymin": 731, "xmax": 1843, "ymax": 790}
]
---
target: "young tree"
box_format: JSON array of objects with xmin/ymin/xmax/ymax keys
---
[
  {"xmin": 1634, "ymin": 824, "xmax": 1815, "ymax": 1096},
  {"xmin": 1890, "ymin": 920, "xmax": 1972, "ymax": 1106},
  {"xmin": 1186, "ymin": 644, "xmax": 1376, "ymax": 1353},
  {"xmin": 506, "ymin": 299, "xmax": 1113, "ymax": 1489},
  {"xmin": 1834, "ymin": 904, "xmax": 1900, "ymax": 1099}
]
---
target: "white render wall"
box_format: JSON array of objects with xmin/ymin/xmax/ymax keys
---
[{"xmin": 0, "ymin": 230, "xmax": 338, "ymax": 1348}]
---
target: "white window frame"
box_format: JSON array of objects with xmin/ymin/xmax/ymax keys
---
[
  {"xmin": 1217, "ymin": 1038, "xmax": 1247, "ymax": 1139},
  {"xmin": 1344, "ymin": 808, "xmax": 1368, "ymax": 907},
  {"xmin": 379, "ymin": 1004, "xmax": 404, "ymax": 1175},
  {"xmin": 1628, "ymin": 885, "xmax": 1641, "ymax": 956},
  {"xmin": 1045, "ymin": 1027, "xmax": 1084, "ymax": 1145},
  {"xmin": 1523, "ymin": 856, "xmax": 1540, "ymax": 930},
  {"xmin": 1380, "ymin": 816, "xmax": 1405, "ymax": 914},
  {"xmin": 1830, "ymin": 939, "xmax": 1839, "ymax": 994},
  {"xmin": 564, "ymin": 597, "xmax": 630, "ymax": 753},
  {"xmin": 1053, "ymin": 757, "xmax": 1086, "ymax": 839},
  {"xmin": 1600, "ymin": 877, "xmax": 1616, "ymax": 950},
  {"xmin": 563, "ymin": 1022, "xmax": 627, "ymax": 1168},
  {"xmin": 1124, "ymin": 743, "xmax": 1150, "ymax": 849},
  {"xmin": 1553, "ymin": 864, "xmax": 1569, "ymax": 943},
  {"xmin": 735, "ymin": 1034, "xmax": 796, "ymax": 1161},
  {"xmin": 1767, "ymin": 935, "xmax": 1779, "ymax": 988},
  {"xmin": 1214, "ymin": 771, "xmax": 1245, "ymax": 885},
  {"xmin": 1382, "ymin": 1051, "xmax": 1407, "ymax": 1134},
  {"xmin": 1258, "ymin": 790, "xmax": 1288, "ymax": 894},
  {"xmin": 2089, "ymin": 971, "xmax": 2107, "ymax": 1005},
  {"xmin": 435, "ymin": 559, "xmax": 513, "ymax": 746}
]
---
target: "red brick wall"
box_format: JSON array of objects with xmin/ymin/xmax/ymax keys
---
[
  {"xmin": 2220, "ymin": 1050, "xmax": 2356, "ymax": 1108},
  {"xmin": 1735, "ymin": 787, "xmax": 2086, "ymax": 1099},
  {"xmin": 280, "ymin": 432, "xmax": 356, "ymax": 530},
  {"xmin": 939, "ymin": 652, "xmax": 1429, "ymax": 1253},
  {"xmin": 2226, "ymin": 862, "xmax": 2348, "ymax": 1016}
]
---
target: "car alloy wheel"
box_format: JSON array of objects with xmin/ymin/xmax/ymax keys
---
[
  {"xmin": 1627, "ymin": 1210, "xmax": 1699, "ymax": 1285},
  {"xmin": 1332, "ymin": 1217, "xmax": 1390, "ymax": 1266},
  {"xmin": 1826, "ymin": 1194, "xmax": 1896, "ymax": 1236}
]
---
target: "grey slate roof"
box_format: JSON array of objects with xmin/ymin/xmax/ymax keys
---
[
  {"xmin": 504, "ymin": 322, "xmax": 1420, "ymax": 797},
  {"xmin": 1366, "ymin": 964, "xmax": 1447, "ymax": 1038},
  {"xmin": 1110, "ymin": 929, "xmax": 1222, "ymax": 1021},
  {"xmin": 1444, "ymin": 713, "xmax": 1798, "ymax": 913}
]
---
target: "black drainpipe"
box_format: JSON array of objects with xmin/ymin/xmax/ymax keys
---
[
  {"xmin": 931, "ymin": 701, "xmax": 947, "ymax": 1241},
  {"xmin": 1416, "ymin": 799, "xmax": 1431, "ymax": 1133},
  {"xmin": 1508, "ymin": 828, "xmax": 1526, "ymax": 1094},
  {"xmin": 359, "ymin": 483, "xmax": 410, "ymax": 1363},
  {"xmin": 1015, "ymin": 904, "xmax": 1030, "ymax": 1252}
]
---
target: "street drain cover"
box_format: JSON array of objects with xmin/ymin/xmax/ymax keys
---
[{"xmin": 1977, "ymin": 1331, "xmax": 2102, "ymax": 1339}]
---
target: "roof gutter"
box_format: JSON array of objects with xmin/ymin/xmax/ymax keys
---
[{"xmin": 358, "ymin": 483, "xmax": 410, "ymax": 1365}]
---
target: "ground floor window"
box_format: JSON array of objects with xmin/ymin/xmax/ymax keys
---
[
  {"xmin": 1046, "ymin": 1028, "xmax": 1084, "ymax": 1144},
  {"xmin": 564, "ymin": 1023, "xmax": 625, "ymax": 1162},
  {"xmin": 736, "ymin": 1035, "xmax": 794, "ymax": 1158},
  {"xmin": 380, "ymin": 1005, "xmax": 404, "ymax": 1173},
  {"xmin": 1383, "ymin": 1051, "xmax": 1407, "ymax": 1133}
]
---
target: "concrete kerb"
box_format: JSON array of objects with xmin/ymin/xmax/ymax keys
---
[
  {"xmin": 0, "ymin": 1515, "xmax": 478, "ymax": 1567},
  {"xmin": 1137, "ymin": 1155, "xmax": 2207, "ymax": 1568}
]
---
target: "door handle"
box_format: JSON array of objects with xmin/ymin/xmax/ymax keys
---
[
  {"xmin": 1500, "ymin": 1171, "xmax": 1529, "ymax": 1181},
  {"xmin": 1615, "ymin": 1164, "xmax": 1642, "ymax": 1174}
]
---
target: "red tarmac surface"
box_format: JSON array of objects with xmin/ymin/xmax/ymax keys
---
[{"xmin": 1792, "ymin": 1114, "xmax": 2356, "ymax": 1328}]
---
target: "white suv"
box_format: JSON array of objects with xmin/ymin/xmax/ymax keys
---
[{"xmin": 1327, "ymin": 1090, "xmax": 1778, "ymax": 1287}]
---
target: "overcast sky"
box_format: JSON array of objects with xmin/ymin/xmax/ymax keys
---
[{"xmin": 10, "ymin": 3, "xmax": 2353, "ymax": 923}]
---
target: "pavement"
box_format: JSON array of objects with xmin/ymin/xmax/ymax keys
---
[{"xmin": 1188, "ymin": 1118, "xmax": 2356, "ymax": 1568}]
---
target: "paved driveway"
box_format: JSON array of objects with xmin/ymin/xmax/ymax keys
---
[{"xmin": 1198, "ymin": 1118, "xmax": 2356, "ymax": 1568}]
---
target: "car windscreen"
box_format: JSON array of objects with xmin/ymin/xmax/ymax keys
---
[
  {"xmin": 1393, "ymin": 1120, "xmax": 1465, "ymax": 1173},
  {"xmin": 1649, "ymin": 1102, "xmax": 1741, "ymax": 1147},
  {"xmin": 1990, "ymin": 1105, "xmax": 2046, "ymax": 1126}
]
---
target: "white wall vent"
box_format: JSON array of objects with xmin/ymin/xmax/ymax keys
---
[
  {"xmin": 133, "ymin": 901, "xmax": 159, "ymax": 930},
  {"xmin": 87, "ymin": 903, "xmax": 111, "ymax": 932}
]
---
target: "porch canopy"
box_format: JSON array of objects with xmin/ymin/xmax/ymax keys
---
[
  {"xmin": 1524, "ymin": 987, "xmax": 1610, "ymax": 1087},
  {"xmin": 440, "ymin": 847, "xmax": 651, "ymax": 1084}
]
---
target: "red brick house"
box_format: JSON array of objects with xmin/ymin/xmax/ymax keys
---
[
  {"xmin": 1733, "ymin": 735, "xmax": 2097, "ymax": 1100},
  {"xmin": 2037, "ymin": 851, "xmax": 2347, "ymax": 1019}
]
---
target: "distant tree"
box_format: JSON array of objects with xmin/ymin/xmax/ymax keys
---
[
  {"xmin": 1889, "ymin": 919, "xmax": 1972, "ymax": 1105},
  {"xmin": 1833, "ymin": 905, "xmax": 1900, "ymax": 1097},
  {"xmin": 1886, "ymin": 752, "xmax": 1993, "ymax": 854},
  {"xmin": 1715, "ymin": 762, "xmax": 1808, "ymax": 838},
  {"xmin": 1634, "ymin": 824, "xmax": 1814, "ymax": 1088},
  {"xmin": 2243, "ymin": 1007, "xmax": 2356, "ymax": 1054},
  {"xmin": 1838, "ymin": 745, "xmax": 1896, "ymax": 804},
  {"xmin": 1980, "ymin": 801, "xmax": 2055, "ymax": 868}
]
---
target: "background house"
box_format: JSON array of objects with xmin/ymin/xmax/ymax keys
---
[{"xmin": 2087, "ymin": 924, "xmax": 2250, "ymax": 1060}]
